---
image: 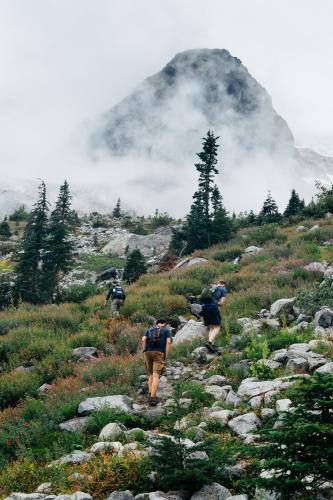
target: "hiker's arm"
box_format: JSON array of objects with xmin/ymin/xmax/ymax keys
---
[
  {"xmin": 105, "ymin": 289, "xmax": 112, "ymax": 302},
  {"xmin": 141, "ymin": 335, "xmax": 147, "ymax": 351},
  {"xmin": 165, "ymin": 338, "xmax": 171, "ymax": 359},
  {"xmin": 219, "ymin": 296, "xmax": 227, "ymax": 307}
]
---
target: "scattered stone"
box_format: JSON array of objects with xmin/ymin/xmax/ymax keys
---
[
  {"xmin": 315, "ymin": 362, "xmax": 333, "ymax": 374},
  {"xmin": 208, "ymin": 409, "xmax": 233, "ymax": 424},
  {"xmin": 91, "ymin": 441, "xmax": 124, "ymax": 454},
  {"xmin": 276, "ymin": 399, "xmax": 292, "ymax": 412},
  {"xmin": 304, "ymin": 262, "xmax": 327, "ymax": 273},
  {"xmin": 243, "ymin": 246, "xmax": 263, "ymax": 257},
  {"xmin": 106, "ymin": 492, "xmax": 134, "ymax": 500},
  {"xmin": 72, "ymin": 347, "xmax": 97, "ymax": 358},
  {"xmin": 37, "ymin": 383, "xmax": 52, "ymax": 395},
  {"xmin": 226, "ymin": 496, "xmax": 248, "ymax": 500},
  {"xmin": 205, "ymin": 385, "xmax": 229, "ymax": 400},
  {"xmin": 314, "ymin": 308, "xmax": 333, "ymax": 328},
  {"xmin": 191, "ymin": 483, "xmax": 231, "ymax": 500},
  {"xmin": 286, "ymin": 357, "xmax": 309, "ymax": 374},
  {"xmin": 296, "ymin": 226, "xmax": 307, "ymax": 232},
  {"xmin": 35, "ymin": 484, "xmax": 52, "ymax": 494},
  {"xmin": 101, "ymin": 230, "xmax": 172, "ymax": 258},
  {"xmin": 59, "ymin": 417, "xmax": 90, "ymax": 433},
  {"xmin": 99, "ymin": 422, "xmax": 125, "ymax": 441},
  {"xmin": 50, "ymin": 450, "xmax": 92, "ymax": 466},
  {"xmin": 270, "ymin": 298, "xmax": 295, "ymax": 317},
  {"xmin": 228, "ymin": 412, "xmax": 261, "ymax": 436},
  {"xmin": 174, "ymin": 257, "xmax": 208, "ymax": 270},
  {"xmin": 225, "ymin": 390, "xmax": 241, "ymax": 407},
  {"xmin": 261, "ymin": 408, "xmax": 276, "ymax": 419},
  {"xmin": 189, "ymin": 303, "xmax": 202, "ymax": 318},
  {"xmin": 262, "ymin": 360, "xmax": 281, "ymax": 370},
  {"xmin": 308, "ymin": 338, "xmax": 332, "ymax": 350},
  {"xmin": 249, "ymin": 395, "xmax": 263, "ymax": 408},
  {"xmin": 191, "ymin": 346, "xmax": 215, "ymax": 364},
  {"xmin": 237, "ymin": 379, "xmax": 283, "ymax": 399},
  {"xmin": 288, "ymin": 321, "xmax": 309, "ymax": 333},
  {"xmin": 78, "ymin": 395, "xmax": 133, "ymax": 415},
  {"xmin": 173, "ymin": 320, "xmax": 206, "ymax": 345},
  {"xmin": 309, "ymin": 224, "xmax": 320, "ymax": 232},
  {"xmin": 204, "ymin": 375, "xmax": 227, "ymax": 385}
]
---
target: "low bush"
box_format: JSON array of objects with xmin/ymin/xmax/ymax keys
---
[
  {"xmin": 0, "ymin": 370, "xmax": 42, "ymax": 409},
  {"xmin": 295, "ymin": 277, "xmax": 333, "ymax": 316},
  {"xmin": 212, "ymin": 245, "xmax": 244, "ymax": 262},
  {"xmin": 61, "ymin": 283, "xmax": 98, "ymax": 303},
  {"xmin": 169, "ymin": 278, "xmax": 203, "ymax": 296},
  {"xmin": 246, "ymin": 224, "xmax": 278, "ymax": 245}
]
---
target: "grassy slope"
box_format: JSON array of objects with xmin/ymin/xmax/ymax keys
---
[{"xmin": 0, "ymin": 217, "xmax": 333, "ymax": 495}]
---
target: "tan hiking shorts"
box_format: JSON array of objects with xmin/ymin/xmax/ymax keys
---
[{"xmin": 144, "ymin": 351, "xmax": 165, "ymax": 375}]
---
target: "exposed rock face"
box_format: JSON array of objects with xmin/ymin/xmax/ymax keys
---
[
  {"xmin": 172, "ymin": 320, "xmax": 206, "ymax": 345},
  {"xmin": 270, "ymin": 298, "xmax": 295, "ymax": 317},
  {"xmin": 174, "ymin": 257, "xmax": 208, "ymax": 270},
  {"xmin": 101, "ymin": 229, "xmax": 172, "ymax": 257},
  {"xmin": 78, "ymin": 395, "xmax": 133, "ymax": 415},
  {"xmin": 191, "ymin": 483, "xmax": 231, "ymax": 500}
]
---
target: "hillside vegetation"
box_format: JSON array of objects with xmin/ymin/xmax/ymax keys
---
[{"xmin": 0, "ymin": 216, "xmax": 333, "ymax": 499}]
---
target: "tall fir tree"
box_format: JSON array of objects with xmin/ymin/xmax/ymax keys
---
[
  {"xmin": 258, "ymin": 191, "xmax": 281, "ymax": 224},
  {"xmin": 113, "ymin": 198, "xmax": 121, "ymax": 218},
  {"xmin": 42, "ymin": 180, "xmax": 75, "ymax": 302},
  {"xmin": 0, "ymin": 219, "xmax": 12, "ymax": 238},
  {"xmin": 284, "ymin": 189, "xmax": 305, "ymax": 218},
  {"xmin": 14, "ymin": 181, "xmax": 49, "ymax": 304},
  {"xmin": 122, "ymin": 249, "xmax": 147, "ymax": 284},
  {"xmin": 185, "ymin": 131, "xmax": 232, "ymax": 252}
]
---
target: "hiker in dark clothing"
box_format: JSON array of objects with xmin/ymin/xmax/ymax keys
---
[
  {"xmin": 141, "ymin": 319, "xmax": 172, "ymax": 406},
  {"xmin": 200, "ymin": 278, "xmax": 227, "ymax": 353},
  {"xmin": 105, "ymin": 280, "xmax": 126, "ymax": 317}
]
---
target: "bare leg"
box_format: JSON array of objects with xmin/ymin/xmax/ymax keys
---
[
  {"xmin": 208, "ymin": 326, "xmax": 220, "ymax": 345},
  {"xmin": 150, "ymin": 373, "xmax": 160, "ymax": 398},
  {"xmin": 148, "ymin": 374, "xmax": 153, "ymax": 395}
]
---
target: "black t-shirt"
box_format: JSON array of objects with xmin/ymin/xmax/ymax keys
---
[{"xmin": 143, "ymin": 327, "xmax": 171, "ymax": 353}]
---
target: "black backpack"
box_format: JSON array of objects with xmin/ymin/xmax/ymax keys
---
[
  {"xmin": 200, "ymin": 286, "xmax": 214, "ymax": 304},
  {"xmin": 112, "ymin": 286, "xmax": 125, "ymax": 300},
  {"xmin": 146, "ymin": 327, "xmax": 163, "ymax": 348}
]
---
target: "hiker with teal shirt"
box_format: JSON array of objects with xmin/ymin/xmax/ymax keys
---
[{"xmin": 142, "ymin": 319, "xmax": 172, "ymax": 406}]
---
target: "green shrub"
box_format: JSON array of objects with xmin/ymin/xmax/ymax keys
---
[
  {"xmin": 295, "ymin": 277, "xmax": 333, "ymax": 316},
  {"xmin": 247, "ymin": 224, "xmax": 278, "ymax": 245},
  {"xmin": 69, "ymin": 331, "xmax": 108, "ymax": 350},
  {"xmin": 169, "ymin": 278, "xmax": 203, "ymax": 296},
  {"xmin": 250, "ymin": 360, "xmax": 276, "ymax": 380},
  {"xmin": 253, "ymin": 373, "xmax": 333, "ymax": 498},
  {"xmin": 61, "ymin": 283, "xmax": 98, "ymax": 303},
  {"xmin": 0, "ymin": 370, "xmax": 41, "ymax": 409},
  {"xmin": 87, "ymin": 407, "xmax": 149, "ymax": 433},
  {"xmin": 212, "ymin": 245, "xmax": 244, "ymax": 262},
  {"xmin": 174, "ymin": 381, "xmax": 214, "ymax": 410}
]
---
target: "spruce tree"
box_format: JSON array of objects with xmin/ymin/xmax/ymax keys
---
[
  {"xmin": 113, "ymin": 198, "xmax": 121, "ymax": 218},
  {"xmin": 42, "ymin": 181, "xmax": 75, "ymax": 302},
  {"xmin": 258, "ymin": 191, "xmax": 281, "ymax": 224},
  {"xmin": 284, "ymin": 189, "xmax": 305, "ymax": 218},
  {"xmin": 14, "ymin": 181, "xmax": 49, "ymax": 304},
  {"xmin": 122, "ymin": 249, "xmax": 147, "ymax": 284},
  {"xmin": 210, "ymin": 186, "xmax": 233, "ymax": 244},
  {"xmin": 254, "ymin": 373, "xmax": 333, "ymax": 499},
  {"xmin": 0, "ymin": 219, "xmax": 12, "ymax": 238},
  {"xmin": 247, "ymin": 210, "xmax": 257, "ymax": 225}
]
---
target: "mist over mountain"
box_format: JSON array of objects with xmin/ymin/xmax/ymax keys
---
[{"xmin": 91, "ymin": 48, "xmax": 333, "ymax": 189}]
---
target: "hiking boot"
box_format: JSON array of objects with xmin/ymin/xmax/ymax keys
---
[
  {"xmin": 148, "ymin": 396, "xmax": 159, "ymax": 406},
  {"xmin": 205, "ymin": 342, "xmax": 218, "ymax": 354}
]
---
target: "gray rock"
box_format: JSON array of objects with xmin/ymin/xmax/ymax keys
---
[
  {"xmin": 261, "ymin": 408, "xmax": 276, "ymax": 419},
  {"xmin": 205, "ymin": 385, "xmax": 228, "ymax": 400},
  {"xmin": 95, "ymin": 267, "xmax": 118, "ymax": 283},
  {"xmin": 91, "ymin": 441, "xmax": 124, "ymax": 454},
  {"xmin": 208, "ymin": 409, "xmax": 233, "ymax": 424},
  {"xmin": 173, "ymin": 320, "xmax": 206, "ymax": 345},
  {"xmin": 324, "ymin": 266, "xmax": 333, "ymax": 278},
  {"xmin": 37, "ymin": 383, "xmax": 52, "ymax": 395},
  {"xmin": 174, "ymin": 257, "xmax": 208, "ymax": 270},
  {"xmin": 78, "ymin": 395, "xmax": 133, "ymax": 415},
  {"xmin": 191, "ymin": 483, "xmax": 231, "ymax": 500},
  {"xmin": 314, "ymin": 308, "xmax": 333, "ymax": 328},
  {"xmin": 309, "ymin": 224, "xmax": 320, "ymax": 232},
  {"xmin": 51, "ymin": 450, "xmax": 92, "ymax": 466},
  {"xmin": 307, "ymin": 356, "xmax": 327, "ymax": 370},
  {"xmin": 243, "ymin": 246, "xmax": 263, "ymax": 256},
  {"xmin": 99, "ymin": 422, "xmax": 125, "ymax": 441},
  {"xmin": 35, "ymin": 484, "xmax": 52, "ymax": 494},
  {"xmin": 288, "ymin": 321, "xmax": 309, "ymax": 333},
  {"xmin": 308, "ymin": 338, "xmax": 332, "ymax": 349},
  {"xmin": 276, "ymin": 399, "xmax": 292, "ymax": 412},
  {"xmin": 296, "ymin": 225, "xmax": 307, "ymax": 232},
  {"xmin": 191, "ymin": 346, "xmax": 215, "ymax": 364},
  {"xmin": 297, "ymin": 313, "xmax": 311, "ymax": 324},
  {"xmin": 204, "ymin": 375, "xmax": 227, "ymax": 385},
  {"xmin": 72, "ymin": 347, "xmax": 97, "ymax": 358},
  {"xmin": 286, "ymin": 358, "xmax": 309, "ymax": 374},
  {"xmin": 237, "ymin": 380, "xmax": 283, "ymax": 399},
  {"xmin": 101, "ymin": 231, "xmax": 171, "ymax": 258},
  {"xmin": 4, "ymin": 495, "xmax": 46, "ymax": 500},
  {"xmin": 304, "ymin": 262, "xmax": 327, "ymax": 273},
  {"xmin": 106, "ymin": 492, "xmax": 134, "ymax": 500},
  {"xmin": 289, "ymin": 342, "xmax": 310, "ymax": 351},
  {"xmin": 315, "ymin": 362, "xmax": 333, "ymax": 374},
  {"xmin": 189, "ymin": 303, "xmax": 202, "ymax": 318},
  {"xmin": 262, "ymin": 359, "xmax": 281, "ymax": 370},
  {"xmin": 225, "ymin": 390, "xmax": 241, "ymax": 407},
  {"xmin": 270, "ymin": 349, "xmax": 288, "ymax": 363},
  {"xmin": 249, "ymin": 395, "xmax": 263, "ymax": 408},
  {"xmin": 59, "ymin": 417, "xmax": 89, "ymax": 433},
  {"xmin": 270, "ymin": 298, "xmax": 295, "ymax": 317},
  {"xmin": 226, "ymin": 496, "xmax": 248, "ymax": 500},
  {"xmin": 135, "ymin": 492, "xmax": 187, "ymax": 500},
  {"xmin": 228, "ymin": 412, "xmax": 261, "ymax": 436},
  {"xmin": 71, "ymin": 494, "xmax": 92, "ymax": 500}
]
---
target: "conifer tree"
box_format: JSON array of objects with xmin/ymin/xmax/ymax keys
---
[
  {"xmin": 210, "ymin": 186, "xmax": 233, "ymax": 244},
  {"xmin": 14, "ymin": 181, "xmax": 49, "ymax": 304},
  {"xmin": 0, "ymin": 219, "xmax": 11, "ymax": 238},
  {"xmin": 247, "ymin": 210, "xmax": 257, "ymax": 225},
  {"xmin": 284, "ymin": 189, "xmax": 305, "ymax": 218},
  {"xmin": 254, "ymin": 373, "xmax": 333, "ymax": 499},
  {"xmin": 122, "ymin": 249, "xmax": 147, "ymax": 284},
  {"xmin": 42, "ymin": 180, "xmax": 75, "ymax": 302},
  {"xmin": 113, "ymin": 198, "xmax": 121, "ymax": 218},
  {"xmin": 258, "ymin": 191, "xmax": 281, "ymax": 224}
]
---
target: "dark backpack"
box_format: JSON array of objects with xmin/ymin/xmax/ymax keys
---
[
  {"xmin": 112, "ymin": 286, "xmax": 125, "ymax": 300},
  {"xmin": 200, "ymin": 286, "xmax": 214, "ymax": 304},
  {"xmin": 146, "ymin": 327, "xmax": 163, "ymax": 348}
]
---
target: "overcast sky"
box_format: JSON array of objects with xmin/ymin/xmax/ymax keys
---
[{"xmin": 0, "ymin": 0, "xmax": 332, "ymax": 211}]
